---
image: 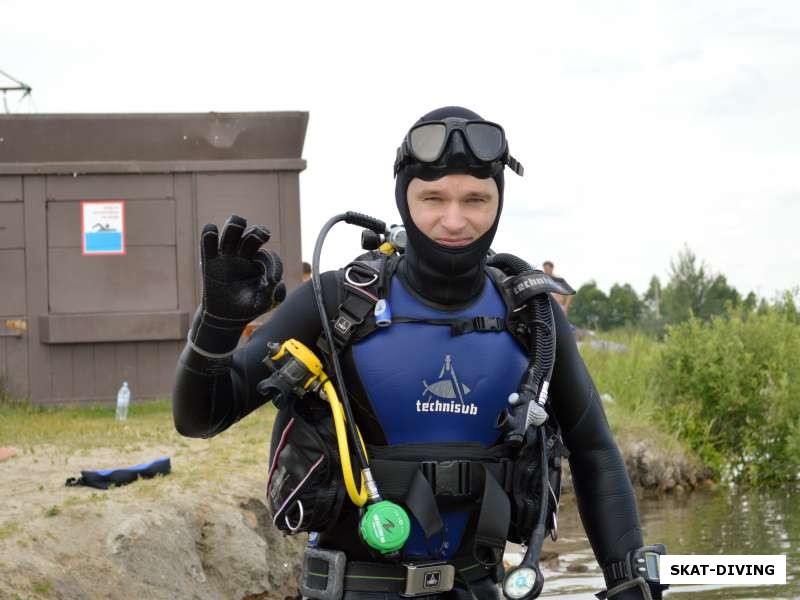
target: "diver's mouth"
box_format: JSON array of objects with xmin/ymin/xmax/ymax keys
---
[{"xmin": 435, "ymin": 238, "xmax": 473, "ymax": 247}]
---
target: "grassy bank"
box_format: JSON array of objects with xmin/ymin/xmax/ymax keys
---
[
  {"xmin": 6, "ymin": 302, "xmax": 798, "ymax": 490},
  {"xmin": 579, "ymin": 304, "xmax": 800, "ymax": 485},
  {"xmin": 0, "ymin": 398, "xmax": 277, "ymax": 493}
]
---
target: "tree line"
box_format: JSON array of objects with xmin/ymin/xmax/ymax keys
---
[{"xmin": 569, "ymin": 246, "xmax": 766, "ymax": 334}]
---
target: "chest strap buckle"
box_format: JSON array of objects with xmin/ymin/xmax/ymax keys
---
[
  {"xmin": 450, "ymin": 316, "xmax": 506, "ymax": 336},
  {"xmin": 420, "ymin": 460, "xmax": 472, "ymax": 496}
]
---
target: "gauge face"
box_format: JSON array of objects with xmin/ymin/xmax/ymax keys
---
[
  {"xmin": 645, "ymin": 552, "xmax": 660, "ymax": 579},
  {"xmin": 503, "ymin": 567, "xmax": 537, "ymax": 599}
]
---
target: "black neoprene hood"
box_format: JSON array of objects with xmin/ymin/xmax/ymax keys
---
[{"xmin": 394, "ymin": 106, "xmax": 506, "ymax": 306}]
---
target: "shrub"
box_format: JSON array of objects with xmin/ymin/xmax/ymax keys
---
[{"xmin": 655, "ymin": 304, "xmax": 800, "ymax": 484}]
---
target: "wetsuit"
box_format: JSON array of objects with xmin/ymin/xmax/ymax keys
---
[{"xmin": 174, "ymin": 105, "xmax": 647, "ymax": 599}]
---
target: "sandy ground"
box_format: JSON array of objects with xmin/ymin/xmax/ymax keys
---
[
  {"xmin": 0, "ymin": 414, "xmax": 701, "ymax": 600},
  {"xmin": 0, "ymin": 443, "xmax": 306, "ymax": 600}
]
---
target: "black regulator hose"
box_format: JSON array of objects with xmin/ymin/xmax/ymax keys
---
[
  {"xmin": 489, "ymin": 254, "xmax": 556, "ymax": 443},
  {"xmin": 311, "ymin": 212, "xmax": 414, "ymax": 557},
  {"xmin": 487, "ymin": 252, "xmax": 532, "ymax": 275},
  {"xmin": 487, "ymin": 253, "xmax": 558, "ymax": 599},
  {"xmin": 311, "ymin": 212, "xmax": 385, "ymax": 472}
]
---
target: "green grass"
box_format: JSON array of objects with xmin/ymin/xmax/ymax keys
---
[
  {"xmin": 579, "ymin": 331, "xmax": 668, "ymax": 435},
  {"xmin": 0, "ymin": 398, "xmax": 174, "ymax": 448},
  {"xmin": 0, "ymin": 397, "xmax": 278, "ymax": 492},
  {"xmin": 31, "ymin": 580, "xmax": 53, "ymax": 594},
  {"xmin": 0, "ymin": 398, "xmax": 274, "ymax": 448},
  {"xmin": 0, "ymin": 521, "xmax": 20, "ymax": 540}
]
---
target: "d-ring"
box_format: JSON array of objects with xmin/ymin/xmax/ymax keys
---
[
  {"xmin": 345, "ymin": 266, "xmax": 378, "ymax": 288},
  {"xmin": 284, "ymin": 500, "xmax": 305, "ymax": 532}
]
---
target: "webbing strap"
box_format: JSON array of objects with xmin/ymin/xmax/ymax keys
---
[
  {"xmin": 370, "ymin": 458, "xmax": 513, "ymax": 549},
  {"xmin": 331, "ymin": 285, "xmax": 376, "ymax": 349},
  {"xmin": 390, "ymin": 315, "xmax": 506, "ymax": 336},
  {"xmin": 344, "ymin": 562, "xmax": 407, "ymax": 592},
  {"xmin": 406, "ymin": 468, "xmax": 445, "ymax": 540},
  {"xmin": 450, "ymin": 555, "xmax": 499, "ymax": 584},
  {"xmin": 319, "ymin": 255, "xmax": 395, "ymax": 355},
  {"xmin": 471, "ymin": 465, "xmax": 511, "ymax": 566},
  {"xmin": 342, "ymin": 559, "xmax": 494, "ymax": 592},
  {"xmin": 371, "ymin": 458, "xmax": 513, "ymax": 499},
  {"xmin": 368, "ymin": 458, "xmax": 511, "ymax": 566}
]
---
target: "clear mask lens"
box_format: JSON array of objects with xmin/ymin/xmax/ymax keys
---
[
  {"xmin": 465, "ymin": 123, "xmax": 504, "ymax": 161},
  {"xmin": 409, "ymin": 123, "xmax": 447, "ymax": 162}
]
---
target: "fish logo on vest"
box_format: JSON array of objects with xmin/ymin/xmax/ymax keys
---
[{"xmin": 416, "ymin": 354, "xmax": 478, "ymax": 416}]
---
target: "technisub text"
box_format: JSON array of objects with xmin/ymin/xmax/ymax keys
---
[
  {"xmin": 512, "ymin": 276, "xmax": 550, "ymax": 295},
  {"xmin": 416, "ymin": 399, "xmax": 478, "ymax": 415}
]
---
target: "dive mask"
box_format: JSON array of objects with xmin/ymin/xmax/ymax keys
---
[{"xmin": 394, "ymin": 117, "xmax": 524, "ymax": 177}]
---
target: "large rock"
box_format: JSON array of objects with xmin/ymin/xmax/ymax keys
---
[{"xmin": 0, "ymin": 494, "xmax": 306, "ymax": 600}]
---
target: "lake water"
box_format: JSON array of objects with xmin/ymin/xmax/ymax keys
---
[{"xmin": 505, "ymin": 483, "xmax": 798, "ymax": 599}]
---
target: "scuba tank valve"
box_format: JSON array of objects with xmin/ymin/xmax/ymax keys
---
[{"xmin": 359, "ymin": 221, "xmax": 407, "ymax": 256}]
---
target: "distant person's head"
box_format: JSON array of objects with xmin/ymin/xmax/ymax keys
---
[
  {"xmin": 302, "ymin": 261, "xmax": 311, "ymax": 283},
  {"xmin": 542, "ymin": 261, "xmax": 554, "ymax": 275}
]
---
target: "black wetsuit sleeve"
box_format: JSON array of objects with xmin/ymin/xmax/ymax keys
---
[
  {"xmin": 548, "ymin": 297, "xmax": 643, "ymax": 584},
  {"xmin": 172, "ymin": 272, "xmax": 340, "ymax": 438}
]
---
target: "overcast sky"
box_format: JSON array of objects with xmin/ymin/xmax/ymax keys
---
[{"xmin": 3, "ymin": 0, "xmax": 798, "ymax": 299}]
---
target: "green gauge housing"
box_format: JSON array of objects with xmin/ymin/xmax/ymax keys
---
[{"xmin": 359, "ymin": 501, "xmax": 410, "ymax": 554}]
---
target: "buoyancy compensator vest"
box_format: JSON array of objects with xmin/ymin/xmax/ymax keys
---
[
  {"xmin": 320, "ymin": 251, "xmax": 574, "ymax": 562},
  {"xmin": 297, "ymin": 249, "xmax": 575, "ymax": 562}
]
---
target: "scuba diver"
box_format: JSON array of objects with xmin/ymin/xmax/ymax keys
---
[{"xmin": 172, "ymin": 106, "xmax": 668, "ymax": 600}]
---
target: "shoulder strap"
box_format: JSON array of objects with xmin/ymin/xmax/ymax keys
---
[
  {"xmin": 317, "ymin": 251, "xmax": 398, "ymax": 357},
  {"xmin": 485, "ymin": 265, "xmax": 531, "ymax": 352}
]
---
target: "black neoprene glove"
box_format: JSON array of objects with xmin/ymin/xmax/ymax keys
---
[{"xmin": 187, "ymin": 214, "xmax": 286, "ymax": 356}]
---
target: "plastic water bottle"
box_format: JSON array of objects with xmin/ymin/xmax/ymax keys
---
[{"xmin": 116, "ymin": 381, "xmax": 130, "ymax": 421}]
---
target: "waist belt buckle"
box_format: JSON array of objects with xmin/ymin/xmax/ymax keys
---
[{"xmin": 402, "ymin": 562, "xmax": 455, "ymax": 597}]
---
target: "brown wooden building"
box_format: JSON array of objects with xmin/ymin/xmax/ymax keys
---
[{"xmin": 0, "ymin": 112, "xmax": 307, "ymax": 404}]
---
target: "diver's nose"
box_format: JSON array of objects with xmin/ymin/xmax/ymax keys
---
[{"xmin": 441, "ymin": 196, "xmax": 468, "ymax": 233}]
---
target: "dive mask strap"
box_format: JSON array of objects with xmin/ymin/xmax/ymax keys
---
[{"xmin": 506, "ymin": 154, "xmax": 524, "ymax": 176}]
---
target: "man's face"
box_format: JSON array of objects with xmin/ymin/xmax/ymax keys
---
[
  {"xmin": 543, "ymin": 263, "xmax": 554, "ymax": 275},
  {"xmin": 406, "ymin": 174, "xmax": 499, "ymax": 247}
]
